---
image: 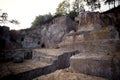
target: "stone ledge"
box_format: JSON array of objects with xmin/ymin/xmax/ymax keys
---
[{"xmin": 70, "ymin": 54, "xmax": 120, "ymax": 80}]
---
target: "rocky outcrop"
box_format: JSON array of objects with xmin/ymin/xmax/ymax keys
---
[
  {"xmin": 76, "ymin": 12, "xmax": 119, "ymax": 40},
  {"xmin": 70, "ymin": 53, "xmax": 120, "ymax": 80},
  {"xmin": 58, "ymin": 11, "xmax": 120, "ymax": 80},
  {"xmin": 0, "ymin": 7, "xmax": 120, "ymax": 80},
  {"xmin": 0, "ymin": 49, "xmax": 32, "ymax": 62},
  {"xmin": 0, "ymin": 26, "xmax": 22, "ymax": 50},
  {"xmin": 19, "ymin": 15, "xmax": 75, "ymax": 49}
]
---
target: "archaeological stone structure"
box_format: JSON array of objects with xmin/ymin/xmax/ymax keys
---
[{"xmin": 0, "ymin": 6, "xmax": 120, "ymax": 80}]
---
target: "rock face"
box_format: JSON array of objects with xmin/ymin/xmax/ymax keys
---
[
  {"xmin": 58, "ymin": 11, "xmax": 120, "ymax": 80},
  {"xmin": 76, "ymin": 12, "xmax": 119, "ymax": 40},
  {"xmin": 0, "ymin": 49, "xmax": 32, "ymax": 62},
  {"xmin": 20, "ymin": 15, "xmax": 75, "ymax": 49},
  {"xmin": 70, "ymin": 54, "xmax": 120, "ymax": 80},
  {"xmin": 0, "ymin": 16, "xmax": 75, "ymax": 50},
  {"xmin": 0, "ymin": 7, "xmax": 120, "ymax": 80},
  {"xmin": 0, "ymin": 26, "xmax": 23, "ymax": 50},
  {"xmin": 0, "ymin": 49, "xmax": 80, "ymax": 80}
]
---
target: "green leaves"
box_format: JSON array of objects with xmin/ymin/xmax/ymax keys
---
[
  {"xmin": 9, "ymin": 19, "xmax": 20, "ymax": 24},
  {"xmin": 56, "ymin": 0, "xmax": 70, "ymax": 15},
  {"xmin": 31, "ymin": 14, "xmax": 52, "ymax": 28}
]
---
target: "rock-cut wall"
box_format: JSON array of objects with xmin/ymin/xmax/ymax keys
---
[
  {"xmin": 58, "ymin": 11, "xmax": 120, "ymax": 80},
  {"xmin": 20, "ymin": 15, "xmax": 75, "ymax": 49}
]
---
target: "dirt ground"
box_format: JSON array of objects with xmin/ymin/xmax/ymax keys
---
[{"xmin": 33, "ymin": 68, "xmax": 107, "ymax": 80}]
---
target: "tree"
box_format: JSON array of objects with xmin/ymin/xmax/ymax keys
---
[
  {"xmin": 31, "ymin": 13, "xmax": 52, "ymax": 28},
  {"xmin": 9, "ymin": 19, "xmax": 20, "ymax": 24},
  {"xmin": 0, "ymin": 10, "xmax": 8, "ymax": 23},
  {"xmin": 84, "ymin": 0, "xmax": 101, "ymax": 11},
  {"xmin": 104, "ymin": 0, "xmax": 119, "ymax": 8},
  {"xmin": 67, "ymin": 10, "xmax": 79, "ymax": 20},
  {"xmin": 0, "ymin": 9, "xmax": 19, "ymax": 25},
  {"xmin": 56, "ymin": 0, "xmax": 70, "ymax": 15},
  {"xmin": 72, "ymin": 0, "xmax": 84, "ymax": 13}
]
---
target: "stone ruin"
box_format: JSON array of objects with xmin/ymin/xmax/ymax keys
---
[
  {"xmin": 0, "ymin": 8, "xmax": 120, "ymax": 80},
  {"xmin": 59, "ymin": 11, "xmax": 120, "ymax": 80}
]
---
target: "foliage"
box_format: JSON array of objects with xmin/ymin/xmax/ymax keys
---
[
  {"xmin": 72, "ymin": 0, "xmax": 85, "ymax": 13},
  {"xmin": 31, "ymin": 0, "xmax": 120, "ymax": 28},
  {"xmin": 56, "ymin": 0, "xmax": 70, "ymax": 15},
  {"xmin": 104, "ymin": 0, "xmax": 120, "ymax": 8},
  {"xmin": 0, "ymin": 10, "xmax": 19, "ymax": 25},
  {"xmin": 9, "ymin": 19, "xmax": 20, "ymax": 24},
  {"xmin": 0, "ymin": 10, "xmax": 8, "ymax": 23},
  {"xmin": 84, "ymin": 0, "xmax": 101, "ymax": 11},
  {"xmin": 31, "ymin": 13, "xmax": 52, "ymax": 28},
  {"xmin": 67, "ymin": 10, "xmax": 79, "ymax": 21}
]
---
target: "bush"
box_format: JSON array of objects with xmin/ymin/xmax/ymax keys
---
[
  {"xmin": 67, "ymin": 10, "xmax": 79, "ymax": 21},
  {"xmin": 31, "ymin": 14, "xmax": 52, "ymax": 28}
]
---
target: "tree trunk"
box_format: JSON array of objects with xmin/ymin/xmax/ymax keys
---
[
  {"xmin": 114, "ymin": 0, "xmax": 115, "ymax": 8},
  {"xmin": 109, "ymin": 2, "xmax": 110, "ymax": 9},
  {"xmin": 118, "ymin": 0, "xmax": 120, "ymax": 6}
]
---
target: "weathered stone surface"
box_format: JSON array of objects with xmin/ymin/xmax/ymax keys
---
[
  {"xmin": 58, "ymin": 11, "xmax": 120, "ymax": 80},
  {"xmin": 0, "ymin": 49, "xmax": 80, "ymax": 80},
  {"xmin": 0, "ymin": 8, "xmax": 120, "ymax": 80},
  {"xmin": 73, "ymin": 12, "xmax": 119, "ymax": 41},
  {"xmin": 40, "ymin": 16, "xmax": 75, "ymax": 48},
  {"xmin": 0, "ymin": 26, "xmax": 22, "ymax": 50},
  {"xmin": 0, "ymin": 49, "xmax": 32, "ymax": 62},
  {"xmin": 59, "ymin": 39, "xmax": 120, "ymax": 53},
  {"xmin": 70, "ymin": 53, "xmax": 120, "ymax": 80},
  {"xmin": 19, "ymin": 16, "xmax": 75, "ymax": 49},
  {"xmin": 0, "ymin": 11, "xmax": 120, "ymax": 49}
]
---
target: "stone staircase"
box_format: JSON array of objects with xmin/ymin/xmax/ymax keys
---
[
  {"xmin": 59, "ymin": 36, "xmax": 120, "ymax": 80},
  {"xmin": 0, "ymin": 49, "xmax": 80, "ymax": 80},
  {"xmin": 32, "ymin": 49, "xmax": 60, "ymax": 64}
]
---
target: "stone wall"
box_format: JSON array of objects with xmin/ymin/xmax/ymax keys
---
[
  {"xmin": 0, "ymin": 49, "xmax": 32, "ymax": 62},
  {"xmin": 58, "ymin": 11, "xmax": 120, "ymax": 80},
  {"xmin": 1, "ymin": 11, "xmax": 119, "ymax": 50},
  {"xmin": 20, "ymin": 15, "xmax": 75, "ymax": 49},
  {"xmin": 0, "ymin": 26, "xmax": 22, "ymax": 50}
]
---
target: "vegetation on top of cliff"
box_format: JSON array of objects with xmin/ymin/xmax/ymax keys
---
[
  {"xmin": 31, "ymin": 14, "xmax": 62, "ymax": 28},
  {"xmin": 102, "ymin": 5, "xmax": 120, "ymax": 14},
  {"xmin": 31, "ymin": 13, "xmax": 52, "ymax": 28},
  {"xmin": 31, "ymin": 0, "xmax": 120, "ymax": 28}
]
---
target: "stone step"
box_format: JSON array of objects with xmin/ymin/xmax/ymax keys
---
[
  {"xmin": 0, "ymin": 49, "xmax": 32, "ymax": 62},
  {"xmin": 59, "ymin": 40, "xmax": 120, "ymax": 53},
  {"xmin": 0, "ymin": 60, "xmax": 50, "ymax": 78},
  {"xmin": 70, "ymin": 53, "xmax": 120, "ymax": 80},
  {"xmin": 32, "ymin": 49, "xmax": 60, "ymax": 63},
  {"xmin": 0, "ymin": 49, "xmax": 80, "ymax": 80}
]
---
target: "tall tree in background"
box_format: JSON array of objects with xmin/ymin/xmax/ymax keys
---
[
  {"xmin": 0, "ymin": 10, "xmax": 8, "ymax": 23},
  {"xmin": 0, "ymin": 9, "xmax": 19, "ymax": 25},
  {"xmin": 104, "ymin": 0, "xmax": 119, "ymax": 8},
  {"xmin": 72, "ymin": 0, "xmax": 81, "ymax": 13},
  {"xmin": 84, "ymin": 0, "xmax": 101, "ymax": 11},
  {"xmin": 9, "ymin": 19, "xmax": 20, "ymax": 24},
  {"xmin": 56, "ymin": 0, "xmax": 70, "ymax": 14}
]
